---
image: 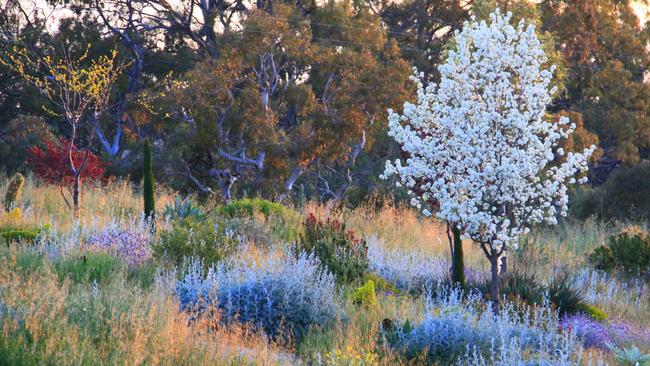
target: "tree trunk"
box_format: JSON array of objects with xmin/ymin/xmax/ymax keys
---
[
  {"xmin": 451, "ymin": 225, "xmax": 466, "ymax": 290},
  {"xmin": 143, "ymin": 140, "xmax": 156, "ymax": 231},
  {"xmin": 499, "ymin": 251, "xmax": 508, "ymax": 276},
  {"xmin": 73, "ymin": 173, "xmax": 81, "ymax": 217},
  {"xmin": 489, "ymin": 248, "xmax": 500, "ymax": 313},
  {"xmin": 220, "ymin": 174, "xmax": 236, "ymax": 204}
]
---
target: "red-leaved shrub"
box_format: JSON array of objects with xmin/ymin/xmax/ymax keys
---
[{"xmin": 27, "ymin": 137, "xmax": 107, "ymax": 187}]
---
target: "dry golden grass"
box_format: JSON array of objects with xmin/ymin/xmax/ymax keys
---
[
  {"xmin": 1, "ymin": 175, "xmax": 175, "ymax": 233},
  {"xmin": 304, "ymin": 200, "xmax": 487, "ymax": 268},
  {"xmin": 0, "ymin": 247, "xmax": 291, "ymax": 366},
  {"xmin": 1, "ymin": 178, "xmax": 648, "ymax": 365}
]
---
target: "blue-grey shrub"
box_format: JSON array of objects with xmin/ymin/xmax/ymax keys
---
[
  {"xmin": 388, "ymin": 288, "xmax": 592, "ymax": 365},
  {"xmin": 367, "ymin": 237, "xmax": 447, "ymax": 292},
  {"xmin": 176, "ymin": 251, "xmax": 342, "ymax": 342}
]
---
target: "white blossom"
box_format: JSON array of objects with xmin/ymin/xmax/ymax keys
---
[{"xmin": 383, "ymin": 10, "xmax": 594, "ymax": 251}]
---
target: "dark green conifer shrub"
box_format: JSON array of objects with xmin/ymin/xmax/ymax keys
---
[{"xmin": 143, "ymin": 140, "xmax": 155, "ymax": 222}]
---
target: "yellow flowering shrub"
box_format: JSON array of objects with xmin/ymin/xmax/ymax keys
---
[{"xmin": 324, "ymin": 346, "xmax": 379, "ymax": 366}]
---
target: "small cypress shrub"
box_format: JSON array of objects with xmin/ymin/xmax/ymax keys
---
[
  {"xmin": 143, "ymin": 140, "xmax": 155, "ymax": 222},
  {"xmin": 4, "ymin": 173, "xmax": 25, "ymax": 212}
]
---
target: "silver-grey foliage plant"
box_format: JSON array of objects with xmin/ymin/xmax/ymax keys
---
[{"xmin": 176, "ymin": 250, "xmax": 342, "ymax": 342}]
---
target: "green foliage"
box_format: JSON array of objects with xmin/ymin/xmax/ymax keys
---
[
  {"xmin": 217, "ymin": 198, "xmax": 301, "ymax": 242},
  {"xmin": 499, "ymin": 271, "xmax": 545, "ymax": 306},
  {"xmin": 363, "ymin": 273, "xmax": 398, "ymax": 294},
  {"xmin": 217, "ymin": 198, "xmax": 296, "ymax": 219},
  {"xmin": 548, "ymin": 275, "xmax": 589, "ymax": 317},
  {"xmin": 571, "ymin": 163, "xmax": 650, "ymax": 222},
  {"xmin": 478, "ymin": 270, "xmax": 598, "ymax": 319},
  {"xmin": 3, "ymin": 173, "xmax": 24, "ymax": 212},
  {"xmin": 0, "ymin": 115, "xmax": 54, "ymax": 173},
  {"xmin": 589, "ymin": 230, "xmax": 650, "ymax": 278},
  {"xmin": 55, "ymin": 252, "xmax": 124, "ymax": 284},
  {"xmin": 351, "ymin": 280, "xmax": 377, "ymax": 307},
  {"xmin": 142, "ymin": 139, "xmax": 155, "ymax": 221},
  {"xmin": 297, "ymin": 213, "xmax": 369, "ymax": 284},
  {"xmin": 0, "ymin": 224, "xmax": 49, "ymax": 245},
  {"xmin": 541, "ymin": 0, "xmax": 650, "ymax": 164},
  {"xmin": 162, "ymin": 196, "xmax": 207, "ymax": 222},
  {"xmin": 127, "ymin": 261, "xmax": 158, "ymax": 289},
  {"xmin": 154, "ymin": 2, "xmax": 413, "ymax": 203},
  {"xmin": 219, "ymin": 217, "xmax": 274, "ymax": 248},
  {"xmin": 14, "ymin": 250, "xmax": 45, "ymax": 275},
  {"xmin": 153, "ymin": 217, "xmax": 239, "ymax": 270},
  {"xmin": 582, "ymin": 304, "xmax": 608, "ymax": 322},
  {"xmin": 0, "ymin": 229, "xmax": 40, "ymax": 245}
]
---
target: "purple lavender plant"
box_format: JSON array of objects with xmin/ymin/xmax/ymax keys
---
[
  {"xmin": 560, "ymin": 314, "xmax": 612, "ymax": 349},
  {"xmin": 86, "ymin": 228, "xmax": 151, "ymax": 265},
  {"xmin": 608, "ymin": 320, "xmax": 650, "ymax": 347},
  {"xmin": 561, "ymin": 314, "xmax": 650, "ymax": 350}
]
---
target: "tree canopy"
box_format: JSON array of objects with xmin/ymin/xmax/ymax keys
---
[{"xmin": 0, "ymin": 0, "xmax": 648, "ymax": 206}]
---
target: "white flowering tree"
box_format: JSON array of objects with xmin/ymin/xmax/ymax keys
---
[{"xmin": 382, "ymin": 10, "xmax": 594, "ymax": 308}]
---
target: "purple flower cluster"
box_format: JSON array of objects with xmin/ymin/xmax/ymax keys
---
[
  {"xmin": 561, "ymin": 314, "xmax": 650, "ymax": 350},
  {"xmin": 86, "ymin": 228, "xmax": 151, "ymax": 265},
  {"xmin": 608, "ymin": 320, "xmax": 650, "ymax": 347},
  {"xmin": 560, "ymin": 314, "xmax": 611, "ymax": 349}
]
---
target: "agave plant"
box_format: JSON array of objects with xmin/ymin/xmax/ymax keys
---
[
  {"xmin": 163, "ymin": 196, "xmax": 207, "ymax": 222},
  {"xmin": 608, "ymin": 344, "xmax": 650, "ymax": 366}
]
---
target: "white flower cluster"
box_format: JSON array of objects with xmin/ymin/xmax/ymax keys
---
[{"xmin": 382, "ymin": 10, "xmax": 595, "ymax": 250}]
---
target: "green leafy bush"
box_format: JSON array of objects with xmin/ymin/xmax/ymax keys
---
[
  {"xmin": 570, "ymin": 162, "xmax": 650, "ymax": 222},
  {"xmin": 55, "ymin": 252, "xmax": 124, "ymax": 284},
  {"xmin": 582, "ymin": 304, "xmax": 608, "ymax": 322},
  {"xmin": 0, "ymin": 224, "xmax": 49, "ymax": 245},
  {"xmin": 297, "ymin": 213, "xmax": 369, "ymax": 284},
  {"xmin": 217, "ymin": 198, "xmax": 301, "ymax": 242},
  {"xmin": 217, "ymin": 198, "xmax": 295, "ymax": 219},
  {"xmin": 589, "ymin": 230, "xmax": 650, "ymax": 278},
  {"xmin": 0, "ymin": 229, "xmax": 40, "ymax": 244},
  {"xmin": 153, "ymin": 217, "xmax": 239, "ymax": 270},
  {"xmin": 363, "ymin": 273, "xmax": 398, "ymax": 294},
  {"xmin": 351, "ymin": 280, "xmax": 377, "ymax": 307},
  {"xmin": 219, "ymin": 217, "xmax": 274, "ymax": 247}
]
